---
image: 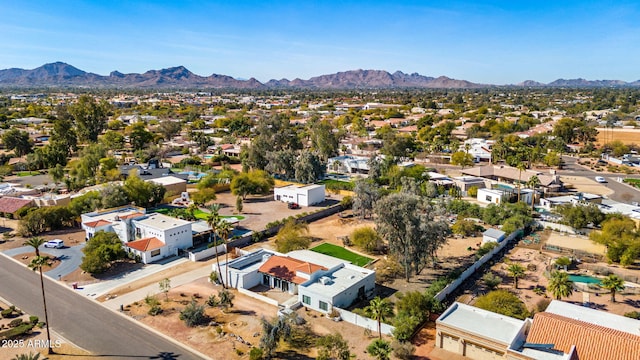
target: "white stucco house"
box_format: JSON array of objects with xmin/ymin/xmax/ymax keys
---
[
  {"xmin": 81, "ymin": 206, "xmax": 193, "ymax": 264},
  {"xmin": 274, "ymin": 184, "xmax": 325, "ymax": 207},
  {"xmin": 217, "ymin": 248, "xmax": 376, "ymax": 313}
]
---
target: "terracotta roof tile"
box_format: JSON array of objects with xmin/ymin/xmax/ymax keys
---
[
  {"xmin": 83, "ymin": 219, "xmax": 112, "ymax": 228},
  {"xmin": 119, "ymin": 212, "xmax": 145, "ymax": 220},
  {"xmin": 527, "ymin": 312, "xmax": 640, "ymax": 360},
  {"xmin": 126, "ymin": 237, "xmax": 164, "ymax": 252},
  {"xmin": 0, "ymin": 197, "xmax": 32, "ymax": 213},
  {"xmin": 258, "ymin": 255, "xmax": 326, "ymax": 284}
]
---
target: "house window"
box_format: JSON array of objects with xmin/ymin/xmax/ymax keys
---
[
  {"xmin": 302, "ymin": 295, "xmax": 311, "ymax": 305},
  {"xmin": 485, "ymin": 195, "xmax": 492, "ymax": 202},
  {"xmin": 150, "ymin": 249, "xmax": 161, "ymax": 257},
  {"xmin": 274, "ymin": 278, "xmax": 281, "ymax": 289},
  {"xmin": 262, "ymin": 274, "xmax": 270, "ymax": 286},
  {"xmin": 319, "ymin": 301, "xmax": 328, "ymax": 311}
]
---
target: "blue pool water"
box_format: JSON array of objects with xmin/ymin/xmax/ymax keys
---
[{"xmin": 568, "ymin": 274, "xmax": 602, "ymax": 284}]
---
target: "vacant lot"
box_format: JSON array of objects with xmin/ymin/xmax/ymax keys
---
[{"xmin": 596, "ymin": 127, "xmax": 640, "ymax": 145}]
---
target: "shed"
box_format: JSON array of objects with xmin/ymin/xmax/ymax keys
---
[
  {"xmin": 482, "ymin": 228, "xmax": 506, "ymax": 244},
  {"xmin": 274, "ymin": 184, "xmax": 325, "ymax": 207}
]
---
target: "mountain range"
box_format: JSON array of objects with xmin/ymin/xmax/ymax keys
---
[{"xmin": 1, "ymin": 62, "xmax": 639, "ymax": 89}]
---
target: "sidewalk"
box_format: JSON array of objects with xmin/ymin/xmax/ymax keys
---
[
  {"xmin": 75, "ymin": 257, "xmax": 190, "ymax": 298},
  {"xmin": 102, "ymin": 263, "xmax": 213, "ymax": 310}
]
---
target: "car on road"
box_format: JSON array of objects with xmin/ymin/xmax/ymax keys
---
[
  {"xmin": 44, "ymin": 239, "xmax": 64, "ymax": 248},
  {"xmin": 595, "ymin": 176, "xmax": 607, "ymax": 183}
]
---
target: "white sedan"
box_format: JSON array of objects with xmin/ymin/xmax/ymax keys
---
[{"xmin": 595, "ymin": 176, "xmax": 607, "ymax": 183}]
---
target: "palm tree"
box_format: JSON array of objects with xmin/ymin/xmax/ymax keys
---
[
  {"xmin": 526, "ymin": 175, "xmax": 541, "ymax": 211},
  {"xmin": 600, "ymin": 274, "xmax": 625, "ymax": 302},
  {"xmin": 23, "ymin": 237, "xmax": 53, "ymax": 355},
  {"xmin": 206, "ymin": 204, "xmax": 225, "ymax": 288},
  {"xmin": 548, "ymin": 271, "xmax": 574, "ymax": 300},
  {"xmin": 516, "ymin": 162, "xmax": 527, "ymax": 203},
  {"xmin": 216, "ymin": 219, "xmax": 233, "ymax": 288},
  {"xmin": 12, "ymin": 353, "xmax": 41, "ymax": 360},
  {"xmin": 506, "ymin": 263, "xmax": 526, "ymax": 289},
  {"xmin": 364, "ymin": 296, "xmax": 394, "ymax": 339}
]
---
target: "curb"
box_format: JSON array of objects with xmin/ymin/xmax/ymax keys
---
[{"xmin": 0, "ymin": 252, "xmax": 213, "ymax": 360}]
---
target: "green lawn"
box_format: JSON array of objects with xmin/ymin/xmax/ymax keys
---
[
  {"xmin": 16, "ymin": 171, "xmax": 40, "ymax": 177},
  {"xmin": 311, "ymin": 243, "xmax": 372, "ymax": 267}
]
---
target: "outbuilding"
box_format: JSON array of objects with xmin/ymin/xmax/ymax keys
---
[
  {"xmin": 482, "ymin": 228, "xmax": 506, "ymax": 244},
  {"xmin": 274, "ymin": 184, "xmax": 325, "ymax": 207}
]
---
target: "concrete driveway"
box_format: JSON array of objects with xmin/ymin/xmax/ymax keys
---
[{"xmin": 3, "ymin": 243, "xmax": 85, "ymax": 279}]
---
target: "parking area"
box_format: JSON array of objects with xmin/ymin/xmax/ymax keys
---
[{"xmin": 3, "ymin": 242, "xmax": 85, "ymax": 279}]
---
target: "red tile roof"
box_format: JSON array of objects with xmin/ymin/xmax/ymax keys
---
[
  {"xmin": 527, "ymin": 312, "xmax": 640, "ymax": 360},
  {"xmin": 119, "ymin": 212, "xmax": 145, "ymax": 220},
  {"xmin": 83, "ymin": 219, "xmax": 112, "ymax": 228},
  {"xmin": 0, "ymin": 197, "xmax": 32, "ymax": 214},
  {"xmin": 126, "ymin": 237, "xmax": 165, "ymax": 252},
  {"xmin": 258, "ymin": 255, "xmax": 327, "ymax": 284}
]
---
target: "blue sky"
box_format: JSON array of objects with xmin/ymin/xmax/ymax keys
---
[{"xmin": 2, "ymin": 1, "xmax": 639, "ymax": 84}]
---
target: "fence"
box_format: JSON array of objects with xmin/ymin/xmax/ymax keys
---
[
  {"xmin": 535, "ymin": 220, "xmax": 576, "ymax": 234},
  {"xmin": 435, "ymin": 229, "xmax": 522, "ymax": 302},
  {"xmin": 541, "ymin": 244, "xmax": 604, "ymax": 262},
  {"xmin": 334, "ymin": 308, "xmax": 395, "ymax": 335},
  {"xmin": 188, "ymin": 243, "xmax": 226, "ymax": 261},
  {"xmin": 237, "ymin": 288, "xmax": 279, "ymax": 307}
]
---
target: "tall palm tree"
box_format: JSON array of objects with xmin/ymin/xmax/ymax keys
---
[
  {"xmin": 206, "ymin": 204, "xmax": 225, "ymax": 288},
  {"xmin": 600, "ymin": 274, "xmax": 625, "ymax": 302},
  {"xmin": 364, "ymin": 296, "xmax": 394, "ymax": 340},
  {"xmin": 548, "ymin": 271, "xmax": 574, "ymax": 300},
  {"xmin": 526, "ymin": 175, "xmax": 541, "ymax": 211},
  {"xmin": 23, "ymin": 237, "xmax": 53, "ymax": 355},
  {"xmin": 506, "ymin": 263, "xmax": 526, "ymax": 289},
  {"xmin": 516, "ymin": 162, "xmax": 527, "ymax": 203},
  {"xmin": 216, "ymin": 219, "xmax": 233, "ymax": 289}
]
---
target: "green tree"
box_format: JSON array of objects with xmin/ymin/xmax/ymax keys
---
[
  {"xmin": 100, "ymin": 130, "xmax": 125, "ymax": 150},
  {"xmin": 217, "ymin": 288, "xmax": 235, "ymax": 312},
  {"xmin": 216, "ymin": 219, "xmax": 233, "ymax": 288},
  {"xmin": 123, "ymin": 171, "xmax": 166, "ymax": 208},
  {"xmin": 2, "ymin": 128, "xmax": 33, "ymax": 156},
  {"xmin": 554, "ymin": 257, "xmax": 572, "ymax": 271},
  {"xmin": 450, "ymin": 151, "xmax": 474, "ymax": 169},
  {"xmin": 158, "ymin": 119, "xmax": 182, "ymax": 141},
  {"xmin": 364, "ymin": 296, "xmax": 394, "ymax": 339},
  {"xmin": 526, "ymin": 175, "xmax": 541, "ymax": 210},
  {"xmin": 353, "ymin": 179, "xmax": 380, "ymax": 220},
  {"xmin": 127, "ymin": 122, "xmax": 154, "ymax": 151},
  {"xmin": 179, "ymin": 300, "xmax": 207, "ymax": 327},
  {"xmin": 259, "ymin": 315, "xmax": 292, "ymax": 358},
  {"xmin": 316, "ymin": 333, "xmax": 351, "ymax": 360},
  {"xmin": 451, "ymin": 219, "xmax": 481, "ymax": 237},
  {"xmin": 294, "ymin": 150, "xmax": 325, "ymax": 184},
  {"xmin": 474, "ymin": 290, "xmax": 530, "ymax": 320},
  {"xmin": 309, "ymin": 120, "xmax": 340, "ymax": 162},
  {"xmin": 231, "ymin": 170, "xmax": 274, "ymax": 200},
  {"xmin": 80, "ymin": 231, "xmax": 125, "ymax": 274},
  {"xmin": 275, "ymin": 218, "xmax": 311, "ymax": 253},
  {"xmin": 50, "ymin": 116, "xmax": 78, "ymax": 155},
  {"xmin": 591, "ymin": 216, "xmax": 640, "ymax": 265},
  {"xmin": 375, "ymin": 192, "xmax": 450, "ymax": 281},
  {"xmin": 482, "ymin": 272, "xmax": 502, "ymax": 290},
  {"xmin": 68, "ymin": 94, "xmax": 110, "ymax": 142},
  {"xmin": 600, "ymin": 274, "xmax": 625, "ymax": 302},
  {"xmin": 367, "ymin": 339, "xmax": 392, "ymax": 360},
  {"xmin": 506, "ymin": 263, "xmax": 526, "ymax": 289},
  {"xmin": 23, "ymin": 237, "xmax": 53, "ymax": 354},
  {"xmin": 350, "ymin": 227, "xmax": 381, "ymax": 253},
  {"xmin": 548, "ymin": 271, "xmax": 574, "ymax": 300}
]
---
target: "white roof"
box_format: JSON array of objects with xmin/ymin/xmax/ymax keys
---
[
  {"xmin": 301, "ymin": 264, "xmax": 373, "ymax": 298},
  {"xmin": 287, "ymin": 249, "xmax": 345, "ymax": 268},
  {"xmin": 134, "ymin": 213, "xmax": 191, "ymax": 230},
  {"xmin": 148, "ymin": 176, "xmax": 186, "ymax": 186},
  {"xmin": 483, "ymin": 228, "xmax": 506, "ymax": 239},
  {"xmin": 545, "ymin": 300, "xmax": 640, "ymax": 336},
  {"xmin": 437, "ymin": 302, "xmax": 525, "ymax": 344}
]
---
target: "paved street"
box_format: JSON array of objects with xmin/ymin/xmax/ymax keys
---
[
  {"xmin": 0, "ymin": 255, "xmax": 205, "ymax": 360},
  {"xmin": 559, "ymin": 156, "xmax": 640, "ymax": 203}
]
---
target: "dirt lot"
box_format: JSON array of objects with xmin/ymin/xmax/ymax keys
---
[
  {"xmin": 12, "ymin": 251, "xmax": 61, "ymax": 270},
  {"xmin": 560, "ymin": 175, "xmax": 614, "ymax": 196},
  {"xmin": 596, "ymin": 128, "xmax": 640, "ymax": 146}
]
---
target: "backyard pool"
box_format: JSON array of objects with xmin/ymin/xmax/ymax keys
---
[{"xmin": 568, "ymin": 274, "xmax": 602, "ymax": 284}]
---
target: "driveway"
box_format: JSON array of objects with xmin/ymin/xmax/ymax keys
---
[{"xmin": 3, "ymin": 243, "xmax": 85, "ymax": 279}]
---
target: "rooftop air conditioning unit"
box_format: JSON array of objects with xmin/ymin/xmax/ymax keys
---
[{"xmin": 319, "ymin": 276, "xmax": 332, "ymax": 285}]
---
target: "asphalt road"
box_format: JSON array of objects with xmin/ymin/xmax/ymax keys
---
[
  {"xmin": 0, "ymin": 255, "xmax": 203, "ymax": 360},
  {"xmin": 559, "ymin": 156, "xmax": 640, "ymax": 204}
]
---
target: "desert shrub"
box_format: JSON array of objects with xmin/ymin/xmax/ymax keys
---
[
  {"xmin": 351, "ymin": 227, "xmax": 382, "ymax": 253},
  {"xmin": 29, "ymin": 316, "xmax": 39, "ymax": 324},
  {"xmin": 179, "ymin": 300, "xmax": 207, "ymax": 327},
  {"xmin": 535, "ymin": 298, "xmax": 551, "ymax": 313},
  {"xmin": 0, "ymin": 323, "xmax": 34, "ymax": 340},
  {"xmin": 391, "ymin": 340, "xmax": 415, "ymax": 360},
  {"xmin": 249, "ymin": 347, "xmax": 264, "ymax": 360},
  {"xmin": 148, "ymin": 305, "xmax": 163, "ymax": 316},
  {"xmin": 476, "ymin": 241, "xmax": 499, "ymax": 259},
  {"xmin": 624, "ymin": 311, "xmax": 640, "ymax": 319},
  {"xmin": 9, "ymin": 318, "xmax": 23, "ymax": 328},
  {"xmin": 482, "ymin": 272, "xmax": 502, "ymax": 290}
]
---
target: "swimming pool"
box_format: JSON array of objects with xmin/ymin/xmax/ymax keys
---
[{"xmin": 568, "ymin": 274, "xmax": 602, "ymax": 284}]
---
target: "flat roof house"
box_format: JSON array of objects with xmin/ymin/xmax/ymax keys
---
[{"xmin": 274, "ymin": 184, "xmax": 325, "ymax": 207}]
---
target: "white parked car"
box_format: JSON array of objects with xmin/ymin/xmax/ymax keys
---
[
  {"xmin": 44, "ymin": 239, "xmax": 64, "ymax": 248},
  {"xmin": 595, "ymin": 176, "xmax": 607, "ymax": 183}
]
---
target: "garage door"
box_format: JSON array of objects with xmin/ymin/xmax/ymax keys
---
[
  {"xmin": 441, "ymin": 334, "xmax": 459, "ymax": 353},
  {"xmin": 465, "ymin": 341, "xmax": 503, "ymax": 360}
]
